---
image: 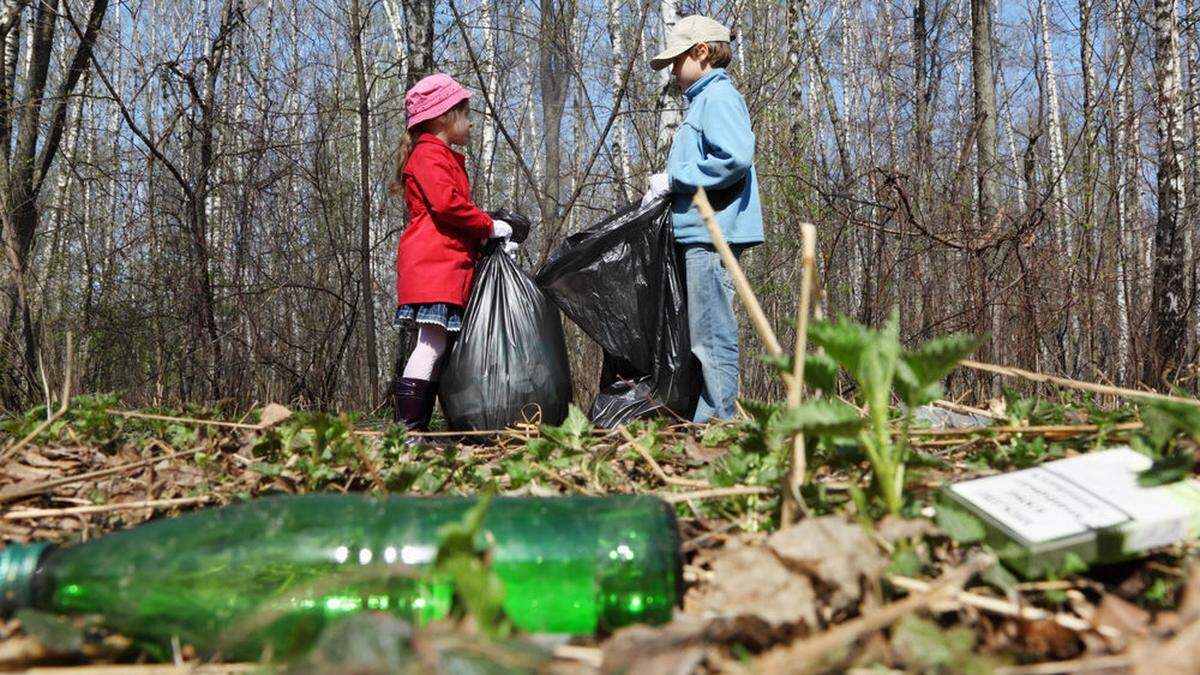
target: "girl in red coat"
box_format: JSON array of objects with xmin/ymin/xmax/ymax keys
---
[{"xmin": 389, "ymin": 74, "xmax": 513, "ymax": 430}]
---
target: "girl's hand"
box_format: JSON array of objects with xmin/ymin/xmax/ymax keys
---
[{"xmin": 490, "ymin": 219, "xmax": 513, "ymax": 239}]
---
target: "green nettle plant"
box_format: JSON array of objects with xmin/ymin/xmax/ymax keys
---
[{"xmin": 806, "ymin": 312, "xmax": 982, "ymax": 515}]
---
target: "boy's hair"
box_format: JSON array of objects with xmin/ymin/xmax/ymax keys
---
[{"xmin": 704, "ymin": 41, "xmax": 733, "ymax": 68}]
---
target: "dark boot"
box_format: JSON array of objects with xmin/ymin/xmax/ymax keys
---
[
  {"xmin": 394, "ymin": 377, "xmax": 435, "ymax": 431},
  {"xmin": 422, "ymin": 382, "xmax": 440, "ymax": 430}
]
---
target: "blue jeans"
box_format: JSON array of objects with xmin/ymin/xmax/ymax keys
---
[{"xmin": 682, "ymin": 244, "xmax": 742, "ymax": 422}]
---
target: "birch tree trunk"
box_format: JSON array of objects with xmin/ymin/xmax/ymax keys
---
[
  {"xmin": 971, "ymin": 0, "xmax": 999, "ymax": 229},
  {"xmin": 402, "ymin": 0, "xmax": 434, "ymax": 88},
  {"xmin": 1148, "ymin": 0, "xmax": 1188, "ymax": 384},
  {"xmin": 1114, "ymin": 0, "xmax": 1134, "ymax": 384},
  {"xmin": 606, "ymin": 0, "xmax": 633, "ymax": 202},
  {"xmin": 479, "ymin": 0, "xmax": 497, "ymax": 200},
  {"xmin": 654, "ymin": 0, "xmax": 680, "ymax": 160},
  {"xmin": 1038, "ymin": 0, "xmax": 1066, "ymax": 249}
]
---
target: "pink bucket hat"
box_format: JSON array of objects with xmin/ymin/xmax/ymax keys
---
[{"xmin": 405, "ymin": 73, "xmax": 473, "ymax": 130}]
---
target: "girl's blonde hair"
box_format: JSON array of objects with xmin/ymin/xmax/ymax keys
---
[{"xmin": 389, "ymin": 101, "xmax": 470, "ymax": 196}]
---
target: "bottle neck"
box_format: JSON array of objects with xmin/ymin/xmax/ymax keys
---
[{"xmin": 0, "ymin": 542, "xmax": 52, "ymax": 615}]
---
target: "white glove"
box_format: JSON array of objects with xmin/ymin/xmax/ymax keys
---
[
  {"xmin": 503, "ymin": 240, "xmax": 519, "ymax": 256},
  {"xmin": 490, "ymin": 219, "xmax": 512, "ymax": 239},
  {"xmin": 640, "ymin": 172, "xmax": 671, "ymax": 207}
]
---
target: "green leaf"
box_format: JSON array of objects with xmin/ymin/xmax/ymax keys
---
[
  {"xmin": 887, "ymin": 548, "xmax": 925, "ymax": 577},
  {"xmin": 434, "ymin": 495, "xmax": 511, "ymax": 639},
  {"xmin": 804, "ymin": 352, "xmax": 839, "ymax": 392},
  {"xmin": 1139, "ymin": 399, "xmax": 1200, "ymax": 452},
  {"xmin": 249, "ymin": 462, "xmax": 283, "ymax": 477},
  {"xmin": 891, "ymin": 615, "xmax": 978, "ymax": 672},
  {"xmin": 1138, "ymin": 450, "xmax": 1196, "ymax": 486},
  {"xmin": 935, "ymin": 499, "xmax": 986, "ymax": 544},
  {"xmin": 701, "ymin": 424, "xmax": 741, "ymax": 447},
  {"xmin": 808, "ymin": 316, "xmax": 873, "ymax": 378},
  {"xmin": 775, "ymin": 399, "xmax": 863, "ymax": 437},
  {"xmin": 902, "ymin": 334, "xmax": 982, "ymax": 390},
  {"xmin": 758, "ymin": 353, "xmax": 794, "ymax": 374},
  {"xmin": 559, "ymin": 405, "xmax": 592, "ymax": 439},
  {"xmin": 981, "ymin": 561, "xmax": 1020, "ymax": 594}
]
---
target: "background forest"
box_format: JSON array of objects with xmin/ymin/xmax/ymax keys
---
[{"xmin": 0, "ymin": 0, "xmax": 1193, "ymax": 412}]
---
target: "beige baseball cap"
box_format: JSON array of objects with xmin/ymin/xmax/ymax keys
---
[{"xmin": 650, "ymin": 15, "xmax": 732, "ymax": 71}]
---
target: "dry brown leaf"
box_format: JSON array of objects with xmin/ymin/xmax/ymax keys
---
[
  {"xmin": 693, "ymin": 544, "xmax": 817, "ymax": 644},
  {"xmin": 601, "ymin": 615, "xmax": 707, "ymax": 675},
  {"xmin": 1016, "ymin": 618, "xmax": 1083, "ymax": 660},
  {"xmin": 258, "ymin": 403, "xmax": 293, "ymax": 428},
  {"xmin": 1094, "ymin": 594, "xmax": 1150, "ymax": 639},
  {"xmin": 768, "ymin": 515, "xmax": 887, "ymax": 612},
  {"xmin": 874, "ymin": 515, "xmax": 941, "ymax": 545}
]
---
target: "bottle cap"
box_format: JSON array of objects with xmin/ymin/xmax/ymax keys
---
[{"xmin": 0, "ymin": 542, "xmax": 50, "ymax": 615}]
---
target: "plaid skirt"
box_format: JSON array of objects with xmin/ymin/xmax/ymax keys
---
[{"xmin": 394, "ymin": 303, "xmax": 464, "ymax": 332}]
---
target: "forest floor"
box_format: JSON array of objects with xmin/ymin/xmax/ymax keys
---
[{"xmin": 0, "ymin": 388, "xmax": 1198, "ymax": 674}]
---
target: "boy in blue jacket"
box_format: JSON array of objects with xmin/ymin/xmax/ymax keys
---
[{"xmin": 643, "ymin": 15, "xmax": 764, "ymax": 422}]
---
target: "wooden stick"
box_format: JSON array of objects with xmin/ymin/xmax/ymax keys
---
[
  {"xmin": 887, "ymin": 575, "xmax": 1119, "ymax": 638},
  {"xmin": 932, "ymin": 398, "xmax": 1005, "ymax": 420},
  {"xmin": 692, "ymin": 188, "xmax": 794, "ymax": 390},
  {"xmin": 783, "ymin": 224, "xmax": 817, "ymax": 524},
  {"xmin": 4, "ymin": 496, "xmax": 213, "ymax": 520},
  {"xmin": 617, "ymin": 425, "xmax": 709, "ymax": 488},
  {"xmin": 659, "ymin": 485, "xmax": 774, "ymax": 503},
  {"xmin": 994, "ymin": 656, "xmax": 1133, "ymax": 675},
  {"xmin": 906, "ymin": 421, "xmax": 1143, "ymax": 437},
  {"xmin": 21, "ymin": 665, "xmax": 258, "ymax": 674},
  {"xmin": 960, "ymin": 359, "xmax": 1200, "ymax": 407}
]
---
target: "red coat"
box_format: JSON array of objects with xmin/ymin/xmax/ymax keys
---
[{"xmin": 395, "ymin": 134, "xmax": 494, "ymax": 306}]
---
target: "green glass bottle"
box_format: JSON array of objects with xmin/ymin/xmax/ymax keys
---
[{"xmin": 0, "ymin": 495, "xmax": 680, "ymax": 660}]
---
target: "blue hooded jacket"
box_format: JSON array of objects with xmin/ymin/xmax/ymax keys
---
[{"xmin": 666, "ymin": 69, "xmax": 764, "ymax": 246}]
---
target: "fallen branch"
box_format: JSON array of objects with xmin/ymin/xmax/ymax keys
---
[
  {"xmin": 961, "ymin": 359, "xmax": 1200, "ymax": 407},
  {"xmin": 4, "ymin": 496, "xmax": 214, "ymax": 520},
  {"xmin": 906, "ymin": 421, "xmax": 1143, "ymax": 437}
]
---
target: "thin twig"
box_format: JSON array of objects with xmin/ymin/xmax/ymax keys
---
[
  {"xmin": 783, "ymin": 223, "xmax": 817, "ymax": 524},
  {"xmin": 659, "ymin": 486, "xmax": 774, "ymax": 503},
  {"xmin": 4, "ymin": 496, "xmax": 213, "ymax": 520},
  {"xmin": 886, "ymin": 575, "xmax": 1120, "ymax": 638},
  {"xmin": 2, "ymin": 333, "xmax": 73, "ymax": 464}
]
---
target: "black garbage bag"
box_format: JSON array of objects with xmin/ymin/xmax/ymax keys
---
[
  {"xmin": 536, "ymin": 199, "xmax": 700, "ymax": 426},
  {"xmin": 439, "ymin": 244, "xmax": 573, "ymax": 430}
]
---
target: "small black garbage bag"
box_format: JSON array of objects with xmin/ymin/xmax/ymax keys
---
[
  {"xmin": 439, "ymin": 244, "xmax": 572, "ymax": 430},
  {"xmin": 536, "ymin": 199, "xmax": 700, "ymax": 427}
]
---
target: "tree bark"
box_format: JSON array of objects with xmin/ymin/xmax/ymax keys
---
[
  {"xmin": 349, "ymin": 0, "xmax": 377, "ymax": 402},
  {"xmin": 1148, "ymin": 0, "xmax": 1188, "ymax": 384},
  {"xmin": 970, "ymin": 0, "xmax": 999, "ymax": 229}
]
